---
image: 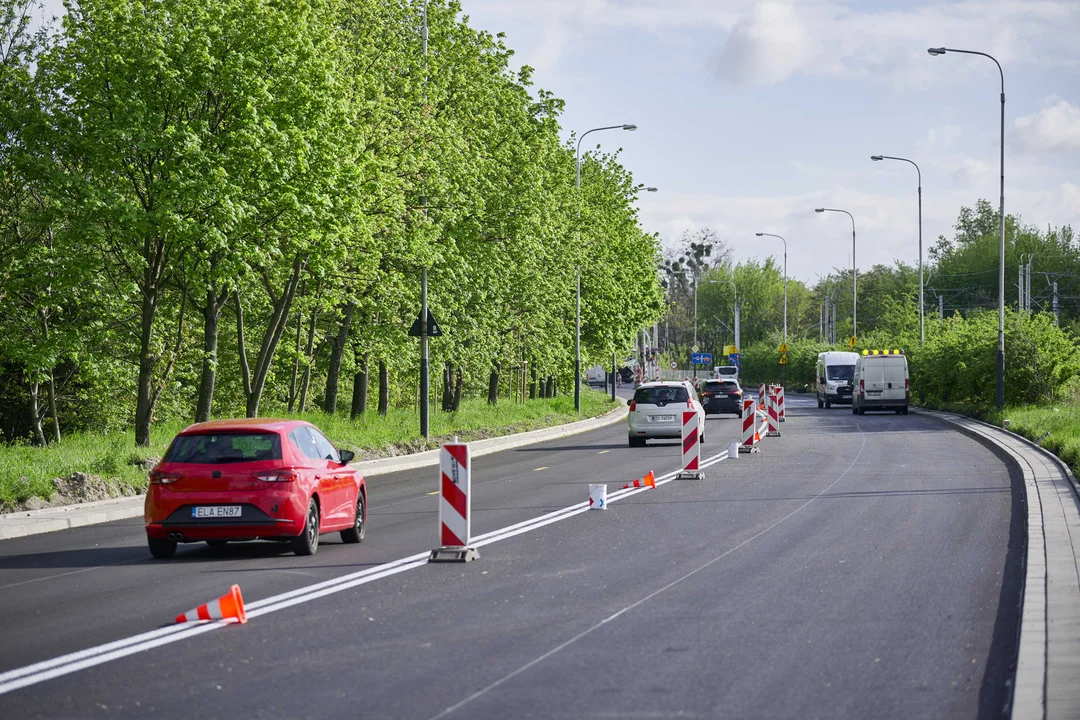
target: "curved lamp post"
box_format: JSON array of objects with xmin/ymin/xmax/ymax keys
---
[
  {"xmin": 575, "ymin": 123, "xmax": 637, "ymax": 412},
  {"xmin": 928, "ymin": 45, "xmax": 1006, "ymax": 409},
  {"xmin": 754, "ymin": 233, "xmax": 787, "ymax": 344},
  {"xmin": 815, "ymin": 208, "xmax": 857, "ymax": 341},
  {"xmin": 871, "ymin": 155, "xmax": 924, "ymax": 345}
]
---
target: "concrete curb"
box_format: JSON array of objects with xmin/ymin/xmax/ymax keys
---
[
  {"xmin": 915, "ymin": 407, "xmax": 1080, "ymax": 720},
  {"xmin": 0, "ymin": 403, "xmax": 629, "ymax": 542}
]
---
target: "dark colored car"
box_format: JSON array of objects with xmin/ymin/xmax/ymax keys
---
[
  {"xmin": 700, "ymin": 380, "xmax": 743, "ymax": 416},
  {"xmin": 144, "ymin": 419, "xmax": 366, "ymax": 559}
]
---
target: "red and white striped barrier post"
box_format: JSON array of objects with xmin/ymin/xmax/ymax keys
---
[
  {"xmin": 740, "ymin": 398, "xmax": 759, "ymax": 453},
  {"xmin": 778, "ymin": 386, "xmax": 786, "ymax": 422},
  {"xmin": 676, "ymin": 410, "xmax": 704, "ymax": 479},
  {"xmin": 429, "ymin": 441, "xmax": 478, "ymax": 562},
  {"xmin": 766, "ymin": 387, "xmax": 781, "ymax": 437},
  {"xmin": 758, "ymin": 383, "xmax": 766, "ymax": 408}
]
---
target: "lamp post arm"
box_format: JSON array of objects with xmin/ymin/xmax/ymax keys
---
[{"xmin": 576, "ymin": 125, "xmax": 628, "ymax": 189}]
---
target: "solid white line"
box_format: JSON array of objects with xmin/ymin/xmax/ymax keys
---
[
  {"xmin": 428, "ymin": 425, "xmax": 866, "ymax": 719},
  {"xmin": 0, "ymin": 448, "xmax": 729, "ymax": 696}
]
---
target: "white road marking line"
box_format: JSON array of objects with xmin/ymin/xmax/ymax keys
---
[
  {"xmin": 533, "ymin": 466, "xmax": 548, "ymax": 472},
  {"xmin": 428, "ymin": 428, "xmax": 866, "ymax": 720},
  {"xmin": 0, "ymin": 448, "xmax": 731, "ymax": 696},
  {"xmin": 597, "ymin": 450, "xmax": 610, "ymax": 454}
]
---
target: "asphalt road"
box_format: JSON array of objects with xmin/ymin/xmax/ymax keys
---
[{"xmin": 0, "ymin": 394, "xmax": 1022, "ymax": 719}]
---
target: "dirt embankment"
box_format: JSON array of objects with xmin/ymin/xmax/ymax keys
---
[{"xmin": 1, "ymin": 458, "xmax": 156, "ymax": 514}]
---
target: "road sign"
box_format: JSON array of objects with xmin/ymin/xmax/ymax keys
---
[
  {"xmin": 778, "ymin": 343, "xmax": 788, "ymax": 353},
  {"xmin": 723, "ymin": 344, "xmax": 738, "ymax": 355},
  {"xmin": 728, "ymin": 353, "xmax": 740, "ymax": 368},
  {"xmin": 691, "ymin": 345, "xmax": 699, "ymax": 353},
  {"xmin": 848, "ymin": 336, "xmax": 857, "ymax": 349},
  {"xmin": 669, "ymin": 360, "xmax": 678, "ymax": 370},
  {"xmin": 408, "ymin": 309, "xmax": 443, "ymax": 337},
  {"xmin": 779, "ymin": 353, "xmax": 788, "ymax": 365},
  {"xmin": 691, "ymin": 352, "xmax": 713, "ymax": 365}
]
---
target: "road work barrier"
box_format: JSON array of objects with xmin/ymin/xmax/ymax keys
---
[
  {"xmin": 589, "ymin": 484, "xmax": 607, "ymax": 510},
  {"xmin": 429, "ymin": 441, "xmax": 478, "ymax": 563},
  {"xmin": 758, "ymin": 383, "xmax": 766, "ymax": 409},
  {"xmin": 740, "ymin": 398, "xmax": 759, "ymax": 453},
  {"xmin": 175, "ymin": 584, "xmax": 247, "ymax": 624},
  {"xmin": 677, "ymin": 411, "xmax": 704, "ymax": 479},
  {"xmin": 766, "ymin": 387, "xmax": 781, "ymax": 437},
  {"xmin": 777, "ymin": 386, "xmax": 785, "ymax": 422},
  {"xmin": 621, "ymin": 471, "xmax": 657, "ymax": 490}
]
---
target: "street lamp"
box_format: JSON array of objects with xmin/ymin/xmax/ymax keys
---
[
  {"xmin": 575, "ymin": 123, "xmax": 637, "ymax": 412},
  {"xmin": 815, "ymin": 208, "xmax": 857, "ymax": 341},
  {"xmin": 637, "ymin": 186, "xmax": 658, "ymax": 193},
  {"xmin": 754, "ymin": 233, "xmax": 787, "ymax": 344},
  {"xmin": 928, "ymin": 45, "xmax": 1006, "ymax": 410},
  {"xmin": 872, "ymin": 155, "xmax": 924, "ymax": 345}
]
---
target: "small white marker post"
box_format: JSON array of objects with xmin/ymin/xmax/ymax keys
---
[
  {"xmin": 429, "ymin": 441, "xmax": 478, "ymax": 563},
  {"xmin": 588, "ymin": 484, "xmax": 607, "ymax": 510}
]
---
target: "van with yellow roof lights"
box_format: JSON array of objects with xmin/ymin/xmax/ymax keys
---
[{"xmin": 852, "ymin": 349, "xmax": 909, "ymax": 415}]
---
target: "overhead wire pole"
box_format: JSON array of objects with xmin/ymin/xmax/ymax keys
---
[
  {"xmin": 871, "ymin": 155, "xmax": 923, "ymax": 345},
  {"xmin": 755, "ymin": 232, "xmax": 787, "ymax": 386},
  {"xmin": 815, "ymin": 208, "xmax": 857, "ymax": 342},
  {"xmin": 419, "ymin": 1, "xmax": 430, "ymax": 438},
  {"xmin": 574, "ymin": 123, "xmax": 637, "ymax": 412},
  {"xmin": 928, "ymin": 46, "xmax": 1006, "ymax": 410}
]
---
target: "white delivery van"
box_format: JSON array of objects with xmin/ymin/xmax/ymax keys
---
[
  {"xmin": 852, "ymin": 350, "xmax": 909, "ymax": 415},
  {"xmin": 816, "ymin": 351, "xmax": 859, "ymax": 408},
  {"xmin": 714, "ymin": 365, "xmax": 739, "ymax": 382},
  {"xmin": 586, "ymin": 366, "xmax": 607, "ymax": 388}
]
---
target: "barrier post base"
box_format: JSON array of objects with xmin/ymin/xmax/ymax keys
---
[
  {"xmin": 429, "ymin": 546, "xmax": 479, "ymax": 563},
  {"xmin": 766, "ymin": 430, "xmax": 781, "ymax": 437},
  {"xmin": 738, "ymin": 445, "xmax": 759, "ymax": 454},
  {"xmin": 676, "ymin": 470, "xmax": 704, "ymax": 480}
]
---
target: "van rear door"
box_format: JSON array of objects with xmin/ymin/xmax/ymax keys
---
[{"xmin": 881, "ymin": 358, "xmax": 907, "ymax": 402}]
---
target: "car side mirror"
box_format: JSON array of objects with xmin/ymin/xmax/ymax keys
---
[{"xmin": 339, "ymin": 449, "xmax": 355, "ymax": 464}]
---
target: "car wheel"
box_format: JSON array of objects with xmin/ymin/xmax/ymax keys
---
[
  {"xmin": 341, "ymin": 491, "xmax": 366, "ymax": 544},
  {"xmin": 291, "ymin": 498, "xmax": 320, "ymax": 556},
  {"xmin": 206, "ymin": 540, "xmax": 228, "ymax": 548},
  {"xmin": 148, "ymin": 536, "xmax": 177, "ymax": 559}
]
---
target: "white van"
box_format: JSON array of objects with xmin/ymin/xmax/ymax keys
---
[
  {"xmin": 852, "ymin": 351, "xmax": 909, "ymax": 415},
  {"xmin": 714, "ymin": 366, "xmax": 739, "ymax": 382},
  {"xmin": 816, "ymin": 351, "xmax": 859, "ymax": 408}
]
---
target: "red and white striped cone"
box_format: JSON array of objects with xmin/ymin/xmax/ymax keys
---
[
  {"xmin": 676, "ymin": 410, "xmax": 703, "ymax": 478},
  {"xmin": 740, "ymin": 398, "xmax": 759, "ymax": 453},
  {"xmin": 766, "ymin": 388, "xmax": 781, "ymax": 437},
  {"xmin": 778, "ymin": 386, "xmax": 786, "ymax": 422},
  {"xmin": 175, "ymin": 584, "xmax": 246, "ymax": 624}
]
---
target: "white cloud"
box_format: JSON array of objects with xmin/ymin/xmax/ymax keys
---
[{"xmin": 1014, "ymin": 96, "xmax": 1080, "ymax": 153}]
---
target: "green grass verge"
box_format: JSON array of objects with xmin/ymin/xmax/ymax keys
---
[{"xmin": 0, "ymin": 390, "xmax": 621, "ymax": 510}]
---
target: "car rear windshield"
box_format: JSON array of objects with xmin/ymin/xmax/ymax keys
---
[
  {"xmin": 703, "ymin": 381, "xmax": 738, "ymax": 392},
  {"xmin": 634, "ymin": 386, "xmax": 689, "ymax": 405},
  {"xmin": 165, "ymin": 432, "xmax": 282, "ymax": 464},
  {"xmin": 826, "ymin": 365, "xmax": 854, "ymax": 381}
]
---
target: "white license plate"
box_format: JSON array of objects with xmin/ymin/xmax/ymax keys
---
[
  {"xmin": 192, "ymin": 506, "xmax": 242, "ymax": 519},
  {"xmin": 867, "ymin": 390, "xmax": 882, "ymax": 395},
  {"xmin": 652, "ymin": 414, "xmax": 676, "ymax": 422}
]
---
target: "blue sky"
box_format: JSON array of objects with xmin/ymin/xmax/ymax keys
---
[{"xmin": 463, "ymin": 0, "xmax": 1080, "ymax": 283}]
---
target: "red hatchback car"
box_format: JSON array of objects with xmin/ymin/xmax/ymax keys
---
[{"xmin": 144, "ymin": 419, "xmax": 366, "ymax": 558}]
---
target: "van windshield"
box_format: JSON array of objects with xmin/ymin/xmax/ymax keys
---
[{"xmin": 827, "ymin": 365, "xmax": 854, "ymax": 381}]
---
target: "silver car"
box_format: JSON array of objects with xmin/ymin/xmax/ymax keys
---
[{"xmin": 627, "ymin": 381, "xmax": 706, "ymax": 447}]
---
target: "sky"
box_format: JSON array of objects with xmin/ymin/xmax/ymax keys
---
[
  {"xmin": 31, "ymin": 0, "xmax": 1080, "ymax": 286},
  {"xmin": 460, "ymin": 0, "xmax": 1080, "ymax": 284}
]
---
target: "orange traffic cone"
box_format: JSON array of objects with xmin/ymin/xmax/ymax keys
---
[
  {"xmin": 175, "ymin": 584, "xmax": 247, "ymax": 624},
  {"xmin": 643, "ymin": 471, "xmax": 656, "ymax": 488}
]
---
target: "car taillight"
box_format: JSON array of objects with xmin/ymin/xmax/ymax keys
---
[
  {"xmin": 149, "ymin": 470, "xmax": 182, "ymax": 485},
  {"xmin": 629, "ymin": 400, "xmax": 636, "ymax": 412},
  {"xmin": 702, "ymin": 392, "xmax": 713, "ymax": 397},
  {"xmin": 254, "ymin": 470, "xmax": 299, "ymax": 483},
  {"xmin": 733, "ymin": 390, "xmax": 742, "ymax": 396},
  {"xmin": 859, "ymin": 379, "xmax": 865, "ymax": 394}
]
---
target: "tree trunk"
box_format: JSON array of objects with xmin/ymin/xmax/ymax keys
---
[
  {"xmin": 529, "ymin": 360, "xmax": 537, "ymax": 400},
  {"xmin": 452, "ymin": 368, "xmax": 463, "ymax": 411},
  {"xmin": 323, "ymin": 301, "xmax": 355, "ymax": 414},
  {"xmin": 441, "ymin": 361, "xmax": 454, "ymax": 411},
  {"xmin": 134, "ymin": 268, "xmax": 160, "ymax": 446},
  {"xmin": 287, "ymin": 306, "xmax": 303, "ymax": 412},
  {"xmin": 487, "ymin": 362, "xmax": 500, "ymax": 406},
  {"xmin": 351, "ymin": 354, "xmax": 369, "ymax": 419},
  {"xmin": 298, "ymin": 304, "xmax": 319, "ymax": 413},
  {"xmin": 28, "ymin": 380, "xmax": 46, "ymax": 447},
  {"xmin": 378, "ymin": 359, "xmax": 389, "ymax": 416},
  {"xmin": 45, "ymin": 371, "xmax": 60, "ymax": 444},
  {"xmin": 195, "ymin": 287, "xmax": 227, "ymax": 423},
  {"xmin": 244, "ymin": 255, "xmax": 306, "ymax": 418}
]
